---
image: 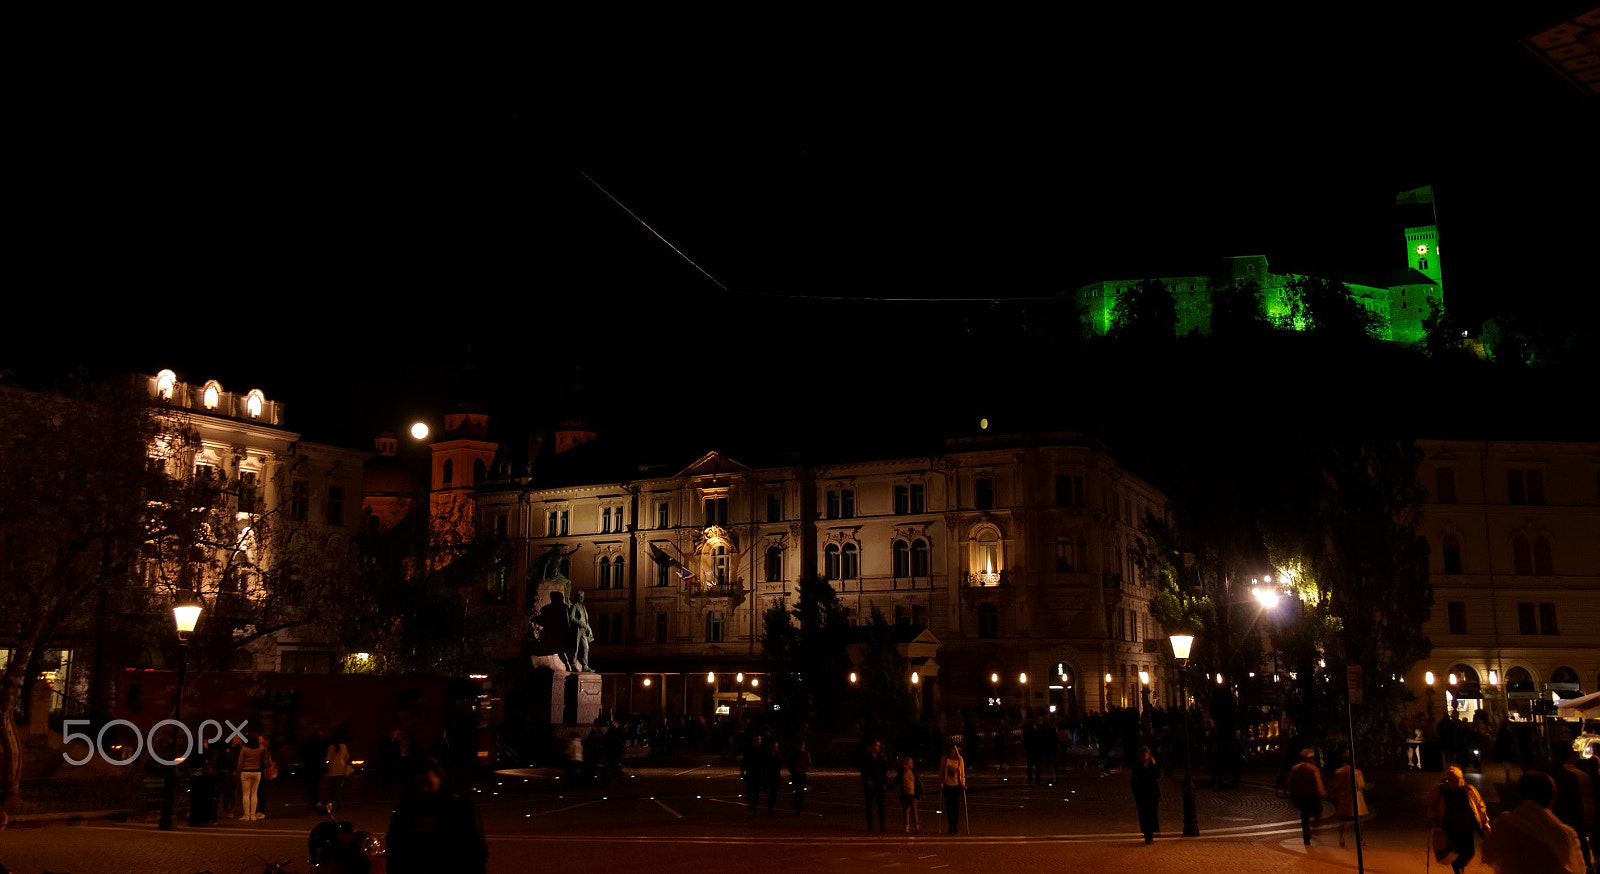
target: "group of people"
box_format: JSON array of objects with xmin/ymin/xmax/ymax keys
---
[
  {"xmin": 738, "ymin": 731, "xmax": 811, "ymax": 815},
  {"xmin": 1429, "ymin": 741, "xmax": 1599, "ymax": 874}
]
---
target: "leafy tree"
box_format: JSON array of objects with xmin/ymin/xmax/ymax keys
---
[
  {"xmin": 1285, "ymin": 275, "xmax": 1384, "ymax": 340},
  {"xmin": 1109, "ymin": 278, "xmax": 1178, "ymax": 343},
  {"xmin": 1208, "ymin": 280, "xmax": 1272, "ymax": 339},
  {"xmin": 0, "ymin": 378, "xmax": 213, "ymax": 809},
  {"xmin": 855, "ymin": 609, "xmax": 919, "ymax": 741},
  {"xmin": 760, "ymin": 574, "xmax": 853, "ymax": 733}
]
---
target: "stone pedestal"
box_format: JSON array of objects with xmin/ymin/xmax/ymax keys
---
[{"xmin": 529, "ymin": 663, "xmax": 602, "ymax": 727}]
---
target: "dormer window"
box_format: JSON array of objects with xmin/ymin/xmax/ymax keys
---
[
  {"xmin": 245, "ymin": 389, "xmax": 265, "ymax": 419},
  {"xmin": 156, "ymin": 369, "xmax": 176, "ymax": 400},
  {"xmin": 202, "ymin": 380, "xmax": 222, "ymax": 410}
]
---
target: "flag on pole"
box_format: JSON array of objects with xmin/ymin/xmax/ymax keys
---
[
  {"xmin": 680, "ymin": 566, "xmax": 696, "ymax": 586},
  {"xmin": 1396, "ymin": 185, "xmax": 1434, "ymax": 205}
]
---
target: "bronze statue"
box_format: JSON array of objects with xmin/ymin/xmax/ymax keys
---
[{"xmin": 568, "ymin": 591, "xmax": 593, "ymax": 672}]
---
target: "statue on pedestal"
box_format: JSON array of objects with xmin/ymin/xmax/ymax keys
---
[{"xmin": 568, "ymin": 591, "xmax": 593, "ymax": 672}]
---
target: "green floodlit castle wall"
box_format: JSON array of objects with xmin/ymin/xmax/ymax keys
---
[{"xmin": 1077, "ymin": 225, "xmax": 1443, "ymax": 344}]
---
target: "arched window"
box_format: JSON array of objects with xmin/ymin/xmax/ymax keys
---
[
  {"xmin": 156, "ymin": 369, "xmax": 177, "ymax": 400},
  {"xmin": 202, "ymin": 380, "xmax": 222, "ymax": 410},
  {"xmin": 911, "ymin": 539, "xmax": 930, "ymax": 577},
  {"xmin": 598, "ymin": 557, "xmax": 611, "ymax": 589},
  {"xmin": 613, "ymin": 556, "xmax": 624, "ymax": 588},
  {"xmin": 1533, "ymin": 535, "xmax": 1554, "ymax": 575},
  {"xmin": 825, "ymin": 544, "xmax": 840, "ymax": 580},
  {"xmin": 245, "ymin": 389, "xmax": 265, "ymax": 419},
  {"xmin": 765, "ymin": 545, "xmax": 782, "ymax": 582},
  {"xmin": 442, "ymin": 459, "xmax": 454, "ymax": 485},
  {"xmin": 1513, "ymin": 534, "xmax": 1555, "ymax": 575},
  {"xmin": 892, "ymin": 541, "xmax": 910, "ymax": 578},
  {"xmin": 713, "ymin": 545, "xmax": 729, "ymax": 584},
  {"xmin": 841, "ymin": 543, "xmax": 859, "ymax": 579},
  {"xmin": 1441, "ymin": 534, "xmax": 1462, "ymax": 575},
  {"xmin": 973, "ymin": 530, "xmax": 1000, "ymax": 586}
]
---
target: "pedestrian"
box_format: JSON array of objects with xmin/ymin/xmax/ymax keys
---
[
  {"xmin": 762, "ymin": 738, "xmax": 784, "ymax": 815},
  {"xmin": 324, "ymin": 732, "xmax": 353, "ymax": 812},
  {"xmin": 940, "ymin": 740, "xmax": 966, "ymax": 835},
  {"xmin": 380, "ymin": 729, "xmax": 404, "ymax": 795},
  {"xmin": 386, "ymin": 755, "xmax": 488, "ymax": 874},
  {"xmin": 1553, "ymin": 748, "xmax": 1598, "ymax": 872},
  {"xmin": 1286, "ymin": 748, "xmax": 1326, "ymax": 846},
  {"xmin": 301, "ymin": 730, "xmax": 327, "ymax": 811},
  {"xmin": 860, "ymin": 738, "xmax": 889, "ymax": 831},
  {"xmin": 1427, "ymin": 764, "xmax": 1491, "ymax": 874},
  {"xmin": 237, "ymin": 732, "xmax": 272, "ymax": 821},
  {"xmin": 741, "ymin": 732, "xmax": 765, "ymax": 814},
  {"xmin": 898, "ymin": 755, "xmax": 922, "ymax": 834},
  {"xmin": 214, "ymin": 733, "xmax": 242, "ymax": 820},
  {"xmin": 1494, "ymin": 721, "xmax": 1521, "ymax": 783},
  {"xmin": 1329, "ymin": 750, "xmax": 1368, "ymax": 848},
  {"xmin": 1481, "ymin": 770, "xmax": 1584, "ymax": 874},
  {"xmin": 789, "ymin": 738, "xmax": 812, "ymax": 814},
  {"xmin": 1130, "ymin": 745, "xmax": 1161, "ymax": 844}
]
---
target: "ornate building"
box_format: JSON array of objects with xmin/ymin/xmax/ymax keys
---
[
  {"xmin": 1411, "ymin": 439, "xmax": 1600, "ymax": 725},
  {"xmin": 470, "ymin": 425, "xmax": 1172, "ymax": 724}
]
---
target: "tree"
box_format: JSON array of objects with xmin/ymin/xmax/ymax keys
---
[
  {"xmin": 855, "ymin": 609, "xmax": 919, "ymax": 742},
  {"xmin": 1109, "ymin": 279, "xmax": 1179, "ymax": 343},
  {"xmin": 1284, "ymin": 275, "xmax": 1384, "ymax": 341},
  {"xmin": 760, "ymin": 574, "xmax": 854, "ymax": 734},
  {"xmin": 0, "ymin": 378, "xmax": 213, "ymax": 810}
]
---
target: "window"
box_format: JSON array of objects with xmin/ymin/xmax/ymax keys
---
[
  {"xmin": 911, "ymin": 539, "xmax": 929, "ymax": 577},
  {"xmin": 656, "ymin": 558, "xmax": 670, "ymax": 587},
  {"xmin": 611, "ymin": 556, "xmax": 624, "ymax": 588},
  {"xmin": 841, "ymin": 543, "xmax": 858, "ymax": 580},
  {"xmin": 767, "ymin": 492, "xmax": 782, "ymax": 523},
  {"xmin": 1507, "ymin": 470, "xmax": 1525, "ymax": 505},
  {"xmin": 1056, "ymin": 475, "xmax": 1085, "ymax": 507},
  {"xmin": 713, "ymin": 545, "xmax": 729, "ymax": 584},
  {"xmin": 826, "ymin": 488, "xmax": 855, "ymax": 519},
  {"xmin": 1435, "ymin": 468, "xmax": 1457, "ymax": 504},
  {"xmin": 598, "ymin": 557, "xmax": 611, "ymax": 589},
  {"xmin": 473, "ymin": 459, "xmax": 486, "ymax": 483},
  {"xmin": 239, "ymin": 471, "xmax": 259, "ymax": 512},
  {"xmin": 1538, "ymin": 602, "xmax": 1559, "ymax": 636},
  {"xmin": 825, "ymin": 544, "xmax": 841, "ymax": 580},
  {"xmin": 495, "ymin": 514, "xmax": 508, "ymax": 539},
  {"xmin": 326, "ymin": 486, "xmax": 344, "ymax": 526},
  {"xmin": 706, "ymin": 611, "xmax": 724, "ymax": 643},
  {"xmin": 974, "ymin": 531, "xmax": 999, "ymax": 585},
  {"xmin": 892, "ymin": 541, "xmax": 910, "ymax": 578},
  {"xmin": 560, "ymin": 510, "xmax": 569, "ymax": 536},
  {"xmin": 657, "ymin": 501, "xmax": 669, "ymax": 529},
  {"xmin": 1517, "ymin": 602, "xmax": 1537, "ymax": 635},
  {"xmin": 765, "ymin": 545, "xmax": 783, "ymax": 582},
  {"xmin": 703, "ymin": 497, "xmax": 727, "ymax": 527},
  {"xmin": 290, "ymin": 480, "xmax": 310, "ymax": 521},
  {"xmin": 1441, "ymin": 534, "xmax": 1461, "ymax": 575},
  {"xmin": 655, "ymin": 613, "xmax": 668, "ymax": 643},
  {"xmin": 602, "ymin": 508, "xmax": 612, "ymax": 533},
  {"xmin": 442, "ymin": 459, "xmax": 454, "ymax": 485},
  {"xmin": 1512, "ymin": 534, "xmax": 1554, "ymax": 575},
  {"xmin": 281, "ymin": 650, "xmax": 332, "ymax": 674},
  {"xmin": 975, "ymin": 477, "xmax": 994, "ymax": 510},
  {"xmin": 978, "ymin": 603, "xmax": 998, "ymax": 638},
  {"xmin": 195, "ymin": 461, "xmax": 216, "ymax": 480},
  {"xmin": 1527, "ymin": 470, "xmax": 1545, "ymax": 505},
  {"xmin": 1055, "ymin": 537, "xmax": 1078, "ymax": 572},
  {"xmin": 487, "ymin": 555, "xmax": 509, "ymax": 604},
  {"xmin": 1447, "ymin": 601, "xmax": 1466, "ymax": 634},
  {"xmin": 548, "ymin": 511, "xmax": 559, "ymax": 537},
  {"xmin": 894, "ymin": 484, "xmax": 927, "ymax": 515}
]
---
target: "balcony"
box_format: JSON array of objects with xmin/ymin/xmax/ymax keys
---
[{"xmin": 967, "ymin": 571, "xmax": 1002, "ymax": 587}]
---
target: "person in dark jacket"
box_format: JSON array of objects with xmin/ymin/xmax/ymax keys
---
[
  {"xmin": 860, "ymin": 738, "xmax": 890, "ymax": 831},
  {"xmin": 386, "ymin": 756, "xmax": 487, "ymax": 874},
  {"xmin": 1130, "ymin": 746, "xmax": 1162, "ymax": 843}
]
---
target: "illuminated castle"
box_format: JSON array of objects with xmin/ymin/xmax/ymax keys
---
[{"xmin": 1076, "ymin": 221, "xmax": 1444, "ymax": 345}]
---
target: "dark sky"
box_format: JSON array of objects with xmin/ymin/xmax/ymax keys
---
[{"xmin": 11, "ymin": 7, "xmax": 1596, "ymax": 449}]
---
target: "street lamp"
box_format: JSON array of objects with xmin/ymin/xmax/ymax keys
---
[
  {"xmin": 1138, "ymin": 670, "xmax": 1151, "ymax": 717},
  {"xmin": 159, "ymin": 594, "xmax": 203, "ymax": 831},
  {"xmin": 1425, "ymin": 670, "xmax": 1436, "ymax": 718},
  {"xmin": 1169, "ymin": 633, "xmax": 1199, "ymax": 837}
]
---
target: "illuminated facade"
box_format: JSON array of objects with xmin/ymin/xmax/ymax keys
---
[
  {"xmin": 1076, "ymin": 223, "xmax": 1444, "ymax": 345},
  {"xmin": 471, "ymin": 430, "xmax": 1170, "ymax": 722},
  {"xmin": 1412, "ymin": 439, "xmax": 1600, "ymax": 725},
  {"xmin": 135, "ymin": 370, "xmax": 369, "ymax": 673}
]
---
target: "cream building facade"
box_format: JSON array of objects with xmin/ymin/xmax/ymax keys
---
[
  {"xmin": 473, "ymin": 430, "xmax": 1173, "ymax": 723},
  {"xmin": 1411, "ymin": 439, "xmax": 1600, "ymax": 725}
]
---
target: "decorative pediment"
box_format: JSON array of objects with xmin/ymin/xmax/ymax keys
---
[
  {"xmin": 893, "ymin": 523, "xmax": 933, "ymax": 542},
  {"xmin": 693, "ymin": 525, "xmax": 739, "ymax": 553},
  {"xmin": 676, "ymin": 451, "xmax": 753, "ymax": 479},
  {"xmin": 822, "ymin": 527, "xmax": 862, "ymax": 545}
]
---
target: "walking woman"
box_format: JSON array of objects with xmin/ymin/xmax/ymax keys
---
[
  {"xmin": 1427, "ymin": 764, "xmax": 1490, "ymax": 874},
  {"xmin": 1330, "ymin": 751, "xmax": 1369, "ymax": 848},
  {"xmin": 237, "ymin": 733, "xmax": 272, "ymax": 821},
  {"xmin": 1130, "ymin": 746, "xmax": 1162, "ymax": 844},
  {"xmin": 939, "ymin": 741, "xmax": 966, "ymax": 835}
]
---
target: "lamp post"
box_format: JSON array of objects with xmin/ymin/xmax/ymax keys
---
[
  {"xmin": 1169, "ymin": 634, "xmax": 1199, "ymax": 837},
  {"xmin": 159, "ymin": 595, "xmax": 203, "ymax": 831}
]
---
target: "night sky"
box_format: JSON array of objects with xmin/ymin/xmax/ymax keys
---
[{"xmin": 11, "ymin": 8, "xmax": 1596, "ymax": 452}]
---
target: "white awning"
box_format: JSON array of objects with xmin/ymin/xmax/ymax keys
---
[{"xmin": 1556, "ymin": 690, "xmax": 1600, "ymax": 718}]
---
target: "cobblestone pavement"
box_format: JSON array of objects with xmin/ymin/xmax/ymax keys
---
[{"xmin": 0, "ymin": 753, "xmax": 1508, "ymax": 874}]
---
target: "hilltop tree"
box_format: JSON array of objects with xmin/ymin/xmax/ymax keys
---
[{"xmin": 1109, "ymin": 279, "xmax": 1179, "ymax": 343}]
